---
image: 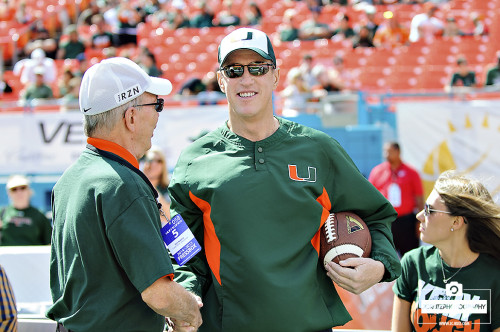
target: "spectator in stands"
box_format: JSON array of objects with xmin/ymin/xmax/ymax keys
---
[
  {"xmin": 90, "ymin": 14, "xmax": 116, "ymax": 49},
  {"xmin": 470, "ymin": 12, "xmax": 489, "ymax": 36},
  {"xmin": 281, "ymin": 67, "xmax": 311, "ymax": 116},
  {"xmin": 442, "ymin": 17, "xmax": 464, "ymax": 37},
  {"xmin": 409, "ymin": 2, "xmax": 444, "ymax": 42},
  {"xmin": 13, "ymin": 48, "xmax": 57, "ymax": 87},
  {"xmin": 189, "ymin": 0, "xmax": 214, "ymax": 28},
  {"xmin": 197, "ymin": 73, "xmax": 225, "ymax": 105},
  {"xmin": 298, "ymin": 7, "xmax": 332, "ymax": 41},
  {"xmin": 214, "ymin": 0, "xmax": 240, "ymax": 27},
  {"xmin": 21, "ymin": 66, "xmax": 54, "ymax": 101},
  {"xmin": 115, "ymin": 1, "xmax": 141, "ymax": 45},
  {"xmin": 484, "ymin": 51, "xmax": 500, "ymax": 87},
  {"xmin": 373, "ymin": 11, "xmax": 410, "ymax": 48},
  {"xmin": 23, "ymin": 21, "xmax": 59, "ymax": 59},
  {"xmin": 142, "ymin": 146, "xmax": 171, "ymax": 219},
  {"xmin": 0, "ymin": 264, "xmax": 17, "ymax": 330},
  {"xmin": 177, "ymin": 76, "xmax": 206, "ymax": 96},
  {"xmin": 138, "ymin": 51, "xmax": 162, "ymax": 78},
  {"xmin": 448, "ymin": 55, "xmax": 477, "ymax": 89},
  {"xmin": 166, "ymin": 0, "xmax": 191, "ymax": 30},
  {"xmin": 241, "ymin": 1, "xmax": 263, "ymax": 26},
  {"xmin": 57, "ymin": 25, "xmax": 86, "ymax": 59},
  {"xmin": 311, "ymin": 64, "xmax": 344, "ymax": 99},
  {"xmin": 352, "ymin": 25, "xmax": 375, "ymax": 48},
  {"xmin": 0, "ymin": 174, "xmax": 52, "ymax": 246},
  {"xmin": 331, "ymin": 13, "xmax": 356, "ymax": 41},
  {"xmin": 392, "ymin": 170, "xmax": 500, "ymax": 332},
  {"xmin": 73, "ymin": 53, "xmax": 90, "ymax": 78},
  {"xmin": 331, "ymin": 54, "xmax": 354, "ymax": 90},
  {"xmin": 369, "ymin": 142, "xmax": 424, "ymax": 257},
  {"xmin": 277, "ymin": 8, "xmax": 300, "ymax": 42},
  {"xmin": 77, "ymin": 0, "xmax": 102, "ymax": 27},
  {"xmin": 362, "ymin": 5, "xmax": 379, "ymax": 40},
  {"xmin": 57, "ymin": 66, "xmax": 75, "ymax": 98},
  {"xmin": 0, "ymin": 72, "xmax": 13, "ymax": 95},
  {"xmin": 297, "ymin": 53, "xmax": 318, "ymax": 90},
  {"xmin": 59, "ymin": 77, "xmax": 82, "ymax": 112},
  {"xmin": 61, "ymin": 76, "xmax": 81, "ymax": 102}
]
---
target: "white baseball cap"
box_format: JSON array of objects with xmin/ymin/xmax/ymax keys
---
[
  {"xmin": 79, "ymin": 57, "xmax": 172, "ymax": 115},
  {"xmin": 6, "ymin": 175, "xmax": 30, "ymax": 190},
  {"xmin": 218, "ymin": 28, "xmax": 276, "ymax": 67}
]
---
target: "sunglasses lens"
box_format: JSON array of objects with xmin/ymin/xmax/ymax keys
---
[
  {"xmin": 156, "ymin": 99, "xmax": 164, "ymax": 112},
  {"xmin": 225, "ymin": 66, "xmax": 244, "ymax": 78},
  {"xmin": 248, "ymin": 66, "xmax": 268, "ymax": 76},
  {"xmin": 11, "ymin": 186, "xmax": 27, "ymax": 192},
  {"xmin": 223, "ymin": 64, "xmax": 273, "ymax": 78}
]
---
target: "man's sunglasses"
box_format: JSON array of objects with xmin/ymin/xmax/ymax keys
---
[
  {"xmin": 220, "ymin": 63, "xmax": 275, "ymax": 78},
  {"xmin": 136, "ymin": 98, "xmax": 164, "ymax": 112},
  {"xmin": 10, "ymin": 186, "xmax": 28, "ymax": 192}
]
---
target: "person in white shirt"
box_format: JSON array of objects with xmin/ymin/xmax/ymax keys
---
[{"xmin": 409, "ymin": 2, "xmax": 444, "ymax": 43}]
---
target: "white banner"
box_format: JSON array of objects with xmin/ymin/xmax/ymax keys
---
[
  {"xmin": 0, "ymin": 106, "xmax": 228, "ymax": 175},
  {"xmin": 397, "ymin": 100, "xmax": 500, "ymax": 203}
]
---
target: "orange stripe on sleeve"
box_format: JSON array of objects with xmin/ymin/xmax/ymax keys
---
[
  {"xmin": 188, "ymin": 191, "xmax": 222, "ymax": 286},
  {"xmin": 311, "ymin": 187, "xmax": 332, "ymax": 255}
]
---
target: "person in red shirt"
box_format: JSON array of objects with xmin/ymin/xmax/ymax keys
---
[{"xmin": 369, "ymin": 142, "xmax": 424, "ymax": 256}]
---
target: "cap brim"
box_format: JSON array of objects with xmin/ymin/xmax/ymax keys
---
[
  {"xmin": 146, "ymin": 77, "xmax": 173, "ymax": 96},
  {"xmin": 221, "ymin": 48, "xmax": 274, "ymax": 66}
]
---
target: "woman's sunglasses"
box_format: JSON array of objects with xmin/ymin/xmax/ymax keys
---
[{"xmin": 220, "ymin": 63, "xmax": 275, "ymax": 79}]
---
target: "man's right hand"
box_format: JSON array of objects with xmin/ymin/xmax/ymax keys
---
[{"xmin": 141, "ymin": 277, "xmax": 202, "ymax": 329}]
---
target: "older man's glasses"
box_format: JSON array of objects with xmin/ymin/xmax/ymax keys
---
[
  {"xmin": 136, "ymin": 98, "xmax": 164, "ymax": 112},
  {"xmin": 221, "ymin": 63, "xmax": 275, "ymax": 78},
  {"xmin": 423, "ymin": 203, "xmax": 451, "ymax": 217}
]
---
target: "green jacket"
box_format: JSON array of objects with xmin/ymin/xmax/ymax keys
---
[{"xmin": 169, "ymin": 117, "xmax": 401, "ymax": 331}]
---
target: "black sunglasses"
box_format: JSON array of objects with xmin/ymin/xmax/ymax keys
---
[
  {"xmin": 136, "ymin": 98, "xmax": 164, "ymax": 112},
  {"xmin": 220, "ymin": 63, "xmax": 275, "ymax": 78},
  {"xmin": 10, "ymin": 185, "xmax": 28, "ymax": 192}
]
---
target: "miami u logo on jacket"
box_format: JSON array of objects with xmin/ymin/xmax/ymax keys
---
[{"xmin": 288, "ymin": 165, "xmax": 317, "ymax": 183}]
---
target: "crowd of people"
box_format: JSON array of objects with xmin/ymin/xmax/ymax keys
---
[
  {"xmin": 1, "ymin": 0, "xmax": 499, "ymax": 108},
  {"xmin": 1, "ymin": 25, "xmax": 499, "ymax": 331}
]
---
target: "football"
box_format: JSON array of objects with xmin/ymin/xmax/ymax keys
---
[{"xmin": 319, "ymin": 211, "xmax": 372, "ymax": 266}]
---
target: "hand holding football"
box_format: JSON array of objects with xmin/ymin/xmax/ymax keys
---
[{"xmin": 319, "ymin": 212, "xmax": 372, "ymax": 266}]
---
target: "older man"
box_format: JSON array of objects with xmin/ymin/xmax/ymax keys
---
[{"xmin": 47, "ymin": 57, "xmax": 202, "ymax": 332}]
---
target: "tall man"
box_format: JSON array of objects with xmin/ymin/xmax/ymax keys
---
[
  {"xmin": 369, "ymin": 142, "xmax": 424, "ymax": 256},
  {"xmin": 47, "ymin": 57, "xmax": 202, "ymax": 332},
  {"xmin": 168, "ymin": 27, "xmax": 401, "ymax": 332}
]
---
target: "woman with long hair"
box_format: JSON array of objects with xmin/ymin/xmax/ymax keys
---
[{"xmin": 392, "ymin": 170, "xmax": 500, "ymax": 332}]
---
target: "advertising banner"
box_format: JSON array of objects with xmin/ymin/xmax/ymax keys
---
[
  {"xmin": 397, "ymin": 100, "xmax": 500, "ymax": 203},
  {"xmin": 0, "ymin": 105, "xmax": 228, "ymax": 175}
]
